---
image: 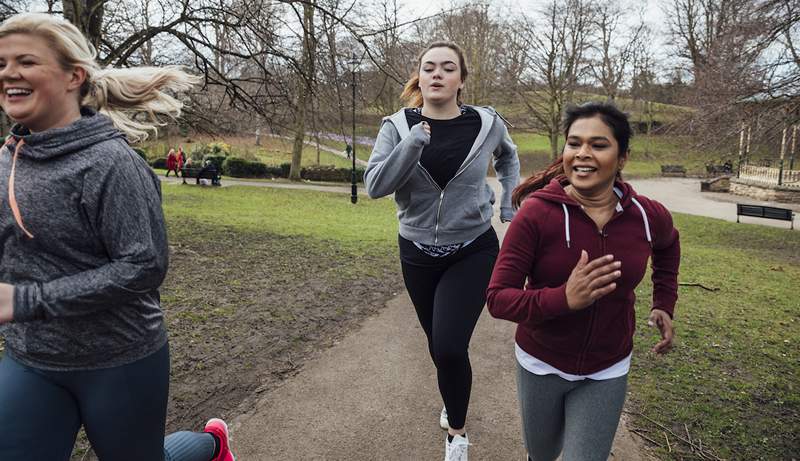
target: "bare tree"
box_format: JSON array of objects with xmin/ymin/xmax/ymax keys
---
[
  {"xmin": 289, "ymin": 0, "xmax": 317, "ymax": 180},
  {"xmin": 513, "ymin": 0, "xmax": 594, "ymax": 159},
  {"xmin": 588, "ymin": 2, "xmax": 644, "ymax": 101}
]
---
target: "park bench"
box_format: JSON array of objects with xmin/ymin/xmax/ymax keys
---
[
  {"xmin": 736, "ymin": 204, "xmax": 795, "ymax": 229},
  {"xmin": 661, "ymin": 164, "xmax": 686, "ymax": 177},
  {"xmin": 181, "ymin": 166, "xmax": 222, "ymax": 186}
]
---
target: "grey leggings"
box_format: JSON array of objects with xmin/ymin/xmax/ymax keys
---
[
  {"xmin": 0, "ymin": 344, "xmax": 216, "ymax": 461},
  {"xmin": 517, "ymin": 363, "xmax": 628, "ymax": 461}
]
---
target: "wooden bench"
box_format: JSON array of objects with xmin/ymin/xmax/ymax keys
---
[
  {"xmin": 736, "ymin": 204, "xmax": 795, "ymax": 229},
  {"xmin": 181, "ymin": 166, "xmax": 221, "ymax": 186}
]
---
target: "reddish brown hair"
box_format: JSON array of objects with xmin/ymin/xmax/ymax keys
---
[{"xmin": 400, "ymin": 41, "xmax": 468, "ymax": 108}]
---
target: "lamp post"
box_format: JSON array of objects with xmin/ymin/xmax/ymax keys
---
[{"xmin": 349, "ymin": 52, "xmax": 359, "ymax": 204}]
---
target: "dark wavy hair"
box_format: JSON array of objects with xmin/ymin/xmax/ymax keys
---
[{"xmin": 512, "ymin": 102, "xmax": 632, "ymax": 208}]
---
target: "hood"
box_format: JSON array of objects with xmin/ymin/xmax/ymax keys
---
[
  {"xmin": 2, "ymin": 108, "xmax": 125, "ymax": 239},
  {"xmin": 5, "ymin": 107, "xmax": 125, "ymax": 161},
  {"xmin": 531, "ymin": 178, "xmax": 652, "ymax": 249}
]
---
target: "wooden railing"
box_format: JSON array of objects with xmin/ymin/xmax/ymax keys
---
[{"xmin": 739, "ymin": 165, "xmax": 800, "ymax": 188}]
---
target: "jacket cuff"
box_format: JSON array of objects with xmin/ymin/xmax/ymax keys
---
[
  {"xmin": 500, "ymin": 206, "xmax": 515, "ymax": 223},
  {"xmin": 651, "ymin": 305, "xmax": 674, "ymax": 319},
  {"xmin": 13, "ymin": 283, "xmax": 41, "ymax": 323},
  {"xmin": 538, "ymin": 284, "xmax": 571, "ymax": 318}
]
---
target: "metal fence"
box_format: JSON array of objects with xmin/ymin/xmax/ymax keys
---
[{"xmin": 739, "ymin": 165, "xmax": 800, "ymax": 188}]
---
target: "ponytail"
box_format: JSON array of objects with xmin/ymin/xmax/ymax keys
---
[
  {"xmin": 512, "ymin": 156, "xmax": 565, "ymax": 209},
  {"xmin": 86, "ymin": 67, "xmax": 199, "ymax": 142}
]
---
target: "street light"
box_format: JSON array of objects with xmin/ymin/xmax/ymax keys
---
[{"xmin": 349, "ymin": 52, "xmax": 360, "ymax": 204}]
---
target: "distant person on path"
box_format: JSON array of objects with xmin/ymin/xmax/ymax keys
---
[
  {"xmin": 365, "ymin": 41, "xmax": 520, "ymax": 461},
  {"xmin": 166, "ymin": 147, "xmax": 179, "ymax": 177},
  {"xmin": 179, "ymin": 145, "xmax": 187, "ymax": 174},
  {"xmin": 487, "ymin": 102, "xmax": 680, "ymax": 461},
  {"xmin": 0, "ymin": 13, "xmax": 234, "ymax": 461},
  {"xmin": 176, "ymin": 146, "xmax": 184, "ymax": 175}
]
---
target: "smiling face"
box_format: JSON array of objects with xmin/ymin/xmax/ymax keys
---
[
  {"xmin": 0, "ymin": 33, "xmax": 84, "ymax": 132},
  {"xmin": 563, "ymin": 115, "xmax": 627, "ymax": 196},
  {"xmin": 418, "ymin": 46, "xmax": 464, "ymax": 107}
]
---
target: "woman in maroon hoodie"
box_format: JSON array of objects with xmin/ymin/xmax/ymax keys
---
[{"xmin": 486, "ymin": 102, "xmax": 680, "ymax": 461}]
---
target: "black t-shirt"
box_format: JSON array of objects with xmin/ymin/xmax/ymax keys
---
[{"xmin": 405, "ymin": 106, "xmax": 481, "ymax": 190}]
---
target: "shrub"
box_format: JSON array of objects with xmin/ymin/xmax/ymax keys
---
[
  {"xmin": 223, "ymin": 157, "xmax": 270, "ymax": 178},
  {"xmin": 300, "ymin": 165, "xmax": 364, "ymax": 183},
  {"xmin": 151, "ymin": 158, "xmax": 167, "ymax": 169}
]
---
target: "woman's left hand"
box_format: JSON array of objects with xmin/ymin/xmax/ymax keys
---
[
  {"xmin": 648, "ymin": 308, "xmax": 673, "ymax": 354},
  {"xmin": 0, "ymin": 283, "xmax": 14, "ymax": 324}
]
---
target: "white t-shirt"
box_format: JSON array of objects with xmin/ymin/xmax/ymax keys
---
[{"xmin": 515, "ymin": 343, "xmax": 631, "ymax": 382}]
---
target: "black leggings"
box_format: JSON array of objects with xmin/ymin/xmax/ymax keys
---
[
  {"xmin": 0, "ymin": 344, "xmax": 216, "ymax": 461},
  {"xmin": 399, "ymin": 227, "xmax": 499, "ymax": 430}
]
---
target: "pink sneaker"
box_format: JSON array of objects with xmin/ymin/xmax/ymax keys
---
[{"xmin": 204, "ymin": 418, "xmax": 235, "ymax": 461}]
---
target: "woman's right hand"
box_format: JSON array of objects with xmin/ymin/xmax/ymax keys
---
[
  {"xmin": 565, "ymin": 251, "xmax": 621, "ymax": 311},
  {"xmin": 421, "ymin": 121, "xmax": 431, "ymax": 136}
]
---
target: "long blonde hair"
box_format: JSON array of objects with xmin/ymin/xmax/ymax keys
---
[
  {"xmin": 400, "ymin": 41, "xmax": 469, "ymax": 108},
  {"xmin": 0, "ymin": 13, "xmax": 199, "ymax": 142}
]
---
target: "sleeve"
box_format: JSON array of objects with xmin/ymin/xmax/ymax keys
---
[
  {"xmin": 486, "ymin": 204, "xmax": 572, "ymax": 324},
  {"xmin": 12, "ymin": 149, "xmax": 169, "ymax": 322},
  {"xmin": 492, "ymin": 121, "xmax": 521, "ymax": 222},
  {"xmin": 649, "ymin": 201, "xmax": 681, "ymax": 318},
  {"xmin": 364, "ymin": 120, "xmax": 430, "ymax": 198}
]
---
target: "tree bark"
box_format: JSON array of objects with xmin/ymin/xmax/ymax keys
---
[
  {"xmin": 289, "ymin": 0, "xmax": 316, "ymax": 180},
  {"xmin": 62, "ymin": 0, "xmax": 105, "ymax": 48}
]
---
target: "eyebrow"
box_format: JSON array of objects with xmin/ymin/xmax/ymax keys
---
[
  {"xmin": 422, "ymin": 60, "xmax": 457, "ymax": 66},
  {"xmin": 567, "ymin": 135, "xmax": 611, "ymax": 141}
]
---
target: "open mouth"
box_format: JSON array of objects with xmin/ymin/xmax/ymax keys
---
[
  {"xmin": 573, "ymin": 166, "xmax": 597, "ymax": 173},
  {"xmin": 4, "ymin": 88, "xmax": 33, "ymax": 100}
]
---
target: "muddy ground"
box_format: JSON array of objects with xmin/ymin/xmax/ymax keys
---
[{"xmin": 70, "ymin": 218, "xmax": 403, "ymax": 460}]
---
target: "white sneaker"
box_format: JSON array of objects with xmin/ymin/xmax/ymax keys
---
[
  {"xmin": 445, "ymin": 434, "xmax": 469, "ymax": 461},
  {"xmin": 439, "ymin": 406, "xmax": 449, "ymax": 430}
]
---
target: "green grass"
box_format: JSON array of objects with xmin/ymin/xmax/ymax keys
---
[
  {"xmin": 160, "ymin": 183, "xmax": 398, "ymax": 257},
  {"xmin": 628, "ymin": 213, "xmax": 800, "ymax": 460}
]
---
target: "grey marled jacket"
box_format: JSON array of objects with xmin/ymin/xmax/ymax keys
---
[
  {"xmin": 0, "ymin": 109, "xmax": 168, "ymax": 370},
  {"xmin": 364, "ymin": 105, "xmax": 520, "ymax": 245}
]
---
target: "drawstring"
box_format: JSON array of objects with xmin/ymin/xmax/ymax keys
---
[
  {"xmin": 630, "ymin": 197, "xmax": 653, "ymax": 248},
  {"xmin": 3, "ymin": 137, "xmax": 34, "ymax": 239},
  {"xmin": 560, "ymin": 196, "xmax": 652, "ymax": 249}
]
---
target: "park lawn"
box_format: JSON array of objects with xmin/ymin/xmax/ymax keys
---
[{"xmin": 628, "ymin": 213, "xmax": 800, "ymax": 460}]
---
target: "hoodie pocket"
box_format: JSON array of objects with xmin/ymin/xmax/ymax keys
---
[
  {"xmin": 398, "ymin": 185, "xmax": 439, "ymax": 229},
  {"xmin": 441, "ymin": 183, "xmax": 484, "ymax": 230}
]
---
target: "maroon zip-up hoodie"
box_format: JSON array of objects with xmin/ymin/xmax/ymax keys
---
[{"xmin": 487, "ymin": 179, "xmax": 680, "ymax": 375}]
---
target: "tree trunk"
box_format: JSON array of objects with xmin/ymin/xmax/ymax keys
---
[
  {"xmin": 62, "ymin": 0, "xmax": 105, "ymax": 48},
  {"xmin": 289, "ymin": 0, "xmax": 316, "ymax": 180}
]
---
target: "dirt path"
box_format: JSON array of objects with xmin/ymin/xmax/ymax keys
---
[{"xmin": 228, "ymin": 213, "xmax": 655, "ymax": 460}]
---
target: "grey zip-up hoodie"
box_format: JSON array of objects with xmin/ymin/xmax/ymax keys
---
[
  {"xmin": 365, "ymin": 105, "xmax": 520, "ymax": 245},
  {"xmin": 0, "ymin": 109, "xmax": 168, "ymax": 371}
]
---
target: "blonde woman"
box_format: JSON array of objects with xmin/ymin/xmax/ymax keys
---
[
  {"xmin": 0, "ymin": 13, "xmax": 233, "ymax": 461},
  {"xmin": 365, "ymin": 41, "xmax": 520, "ymax": 461}
]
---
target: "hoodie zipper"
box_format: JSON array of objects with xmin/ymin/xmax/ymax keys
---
[
  {"xmin": 416, "ymin": 112, "xmax": 498, "ymax": 245},
  {"xmin": 573, "ymin": 203, "xmax": 626, "ymax": 374}
]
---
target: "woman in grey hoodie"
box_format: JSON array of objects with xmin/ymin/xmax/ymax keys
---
[
  {"xmin": 0, "ymin": 13, "xmax": 233, "ymax": 461},
  {"xmin": 365, "ymin": 41, "xmax": 520, "ymax": 461}
]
